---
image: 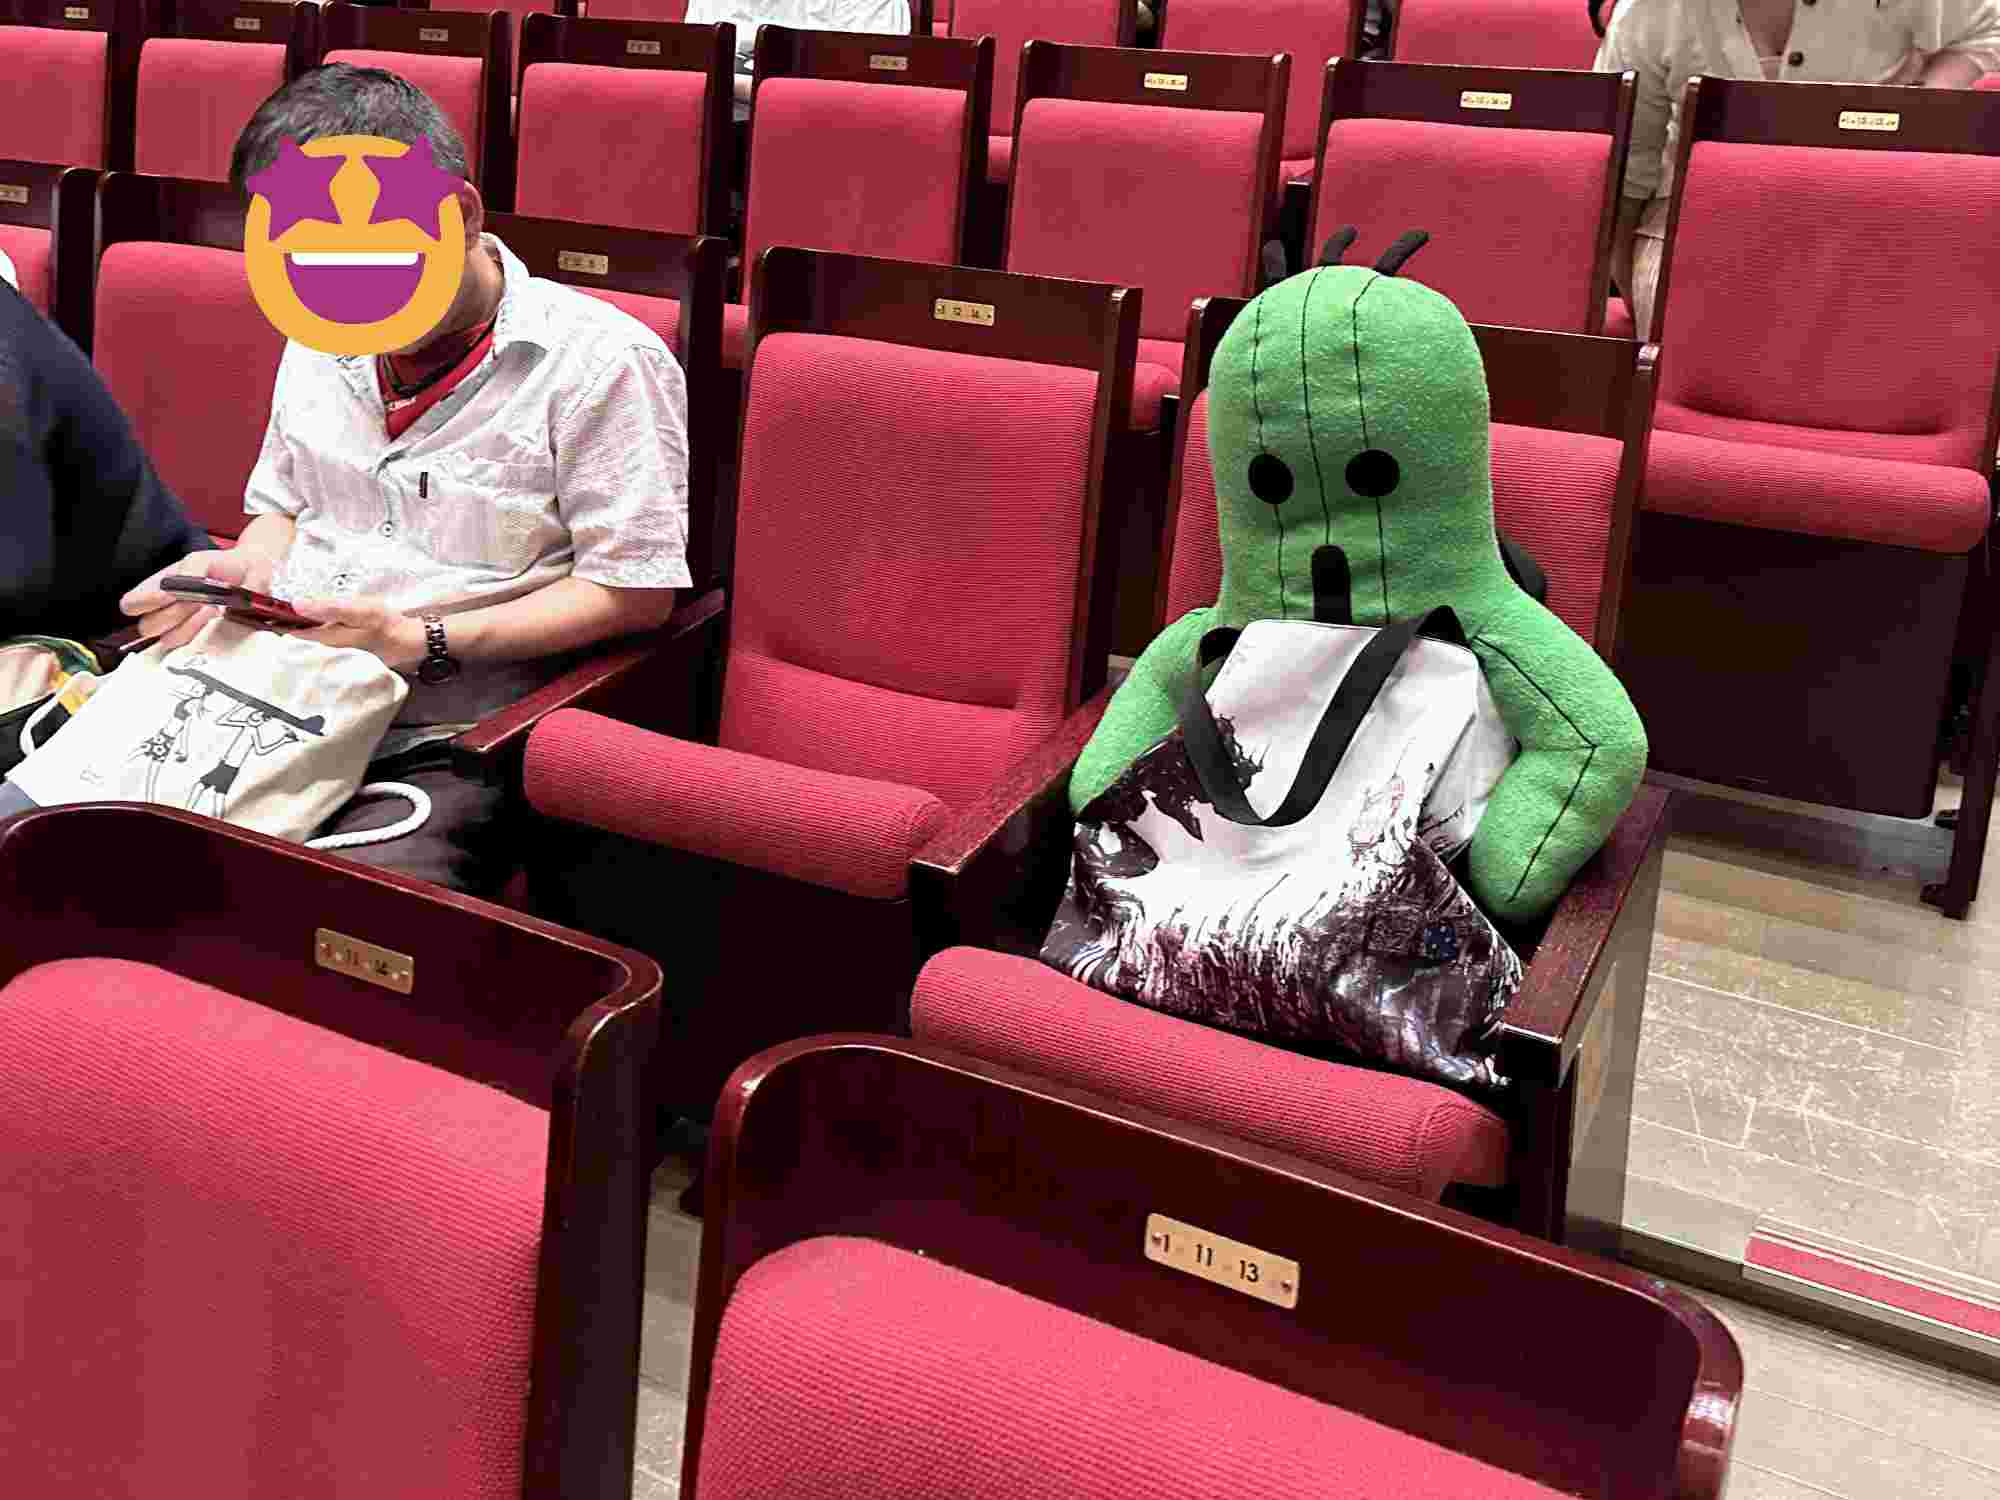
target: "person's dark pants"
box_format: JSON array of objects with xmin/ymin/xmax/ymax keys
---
[{"xmin": 314, "ymin": 740, "xmax": 518, "ymax": 898}]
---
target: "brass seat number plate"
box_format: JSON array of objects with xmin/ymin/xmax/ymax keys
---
[
  {"xmin": 1145, "ymin": 1213, "xmax": 1299, "ymax": 1309},
  {"xmin": 315, "ymin": 928, "xmax": 414, "ymax": 994}
]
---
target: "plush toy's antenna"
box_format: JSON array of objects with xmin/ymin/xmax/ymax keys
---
[
  {"xmin": 1316, "ymin": 226, "xmax": 1359, "ymax": 266},
  {"xmin": 1373, "ymin": 230, "xmax": 1431, "ymax": 276}
]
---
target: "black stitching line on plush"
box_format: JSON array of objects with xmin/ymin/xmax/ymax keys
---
[
  {"xmin": 1472, "ymin": 631, "xmax": 1593, "ymax": 745},
  {"xmin": 1250, "ymin": 296, "xmax": 1286, "ymax": 621},
  {"xmin": 1300, "ymin": 270, "xmax": 1331, "ymax": 558},
  {"xmin": 1351, "ymin": 273, "xmax": 1388, "ymax": 618},
  {"xmin": 1514, "ymin": 747, "xmax": 1594, "ymax": 902}
]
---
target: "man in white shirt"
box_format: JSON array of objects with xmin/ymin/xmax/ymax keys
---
[
  {"xmin": 1596, "ymin": 0, "xmax": 2000, "ymax": 338},
  {"xmin": 683, "ymin": 0, "xmax": 912, "ymax": 105},
  {"xmin": 120, "ymin": 63, "xmax": 692, "ymax": 895}
]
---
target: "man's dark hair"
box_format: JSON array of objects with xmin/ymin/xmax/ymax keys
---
[{"xmin": 229, "ymin": 62, "xmax": 470, "ymax": 193}]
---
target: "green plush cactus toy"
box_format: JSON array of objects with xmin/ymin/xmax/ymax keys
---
[{"xmin": 1068, "ymin": 230, "xmax": 1647, "ymax": 922}]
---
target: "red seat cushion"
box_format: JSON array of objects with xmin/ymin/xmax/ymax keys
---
[
  {"xmin": 721, "ymin": 298, "xmax": 749, "ymax": 367},
  {"xmin": 134, "ymin": 37, "xmax": 288, "ymax": 181},
  {"xmin": 525, "ymin": 709, "xmax": 948, "ymax": 898},
  {"xmin": 1133, "ymin": 336, "xmax": 1184, "ymax": 433},
  {"xmin": 1602, "ymin": 296, "xmax": 1634, "ymax": 339},
  {"xmin": 0, "ymin": 957, "xmax": 546, "ymax": 1498},
  {"xmin": 747, "ymin": 77, "xmax": 968, "ymax": 271},
  {"xmin": 1658, "ymin": 142, "xmax": 2000, "ymax": 481},
  {"xmin": 986, "ymin": 132, "xmax": 1012, "ymax": 183},
  {"xmin": 697, "ymin": 1236, "xmax": 1566, "ymax": 1498},
  {"xmin": 517, "ymin": 61, "xmax": 710, "ymax": 233},
  {"xmin": 94, "ymin": 241, "xmax": 283, "ymax": 539},
  {"xmin": 1313, "ymin": 118, "xmax": 1611, "ymax": 333},
  {"xmin": 579, "ymin": 285, "xmax": 683, "ymax": 357},
  {"xmin": 0, "ymin": 224, "xmax": 54, "ymax": 314},
  {"xmin": 912, "ymin": 948, "xmax": 1509, "ymax": 1197},
  {"xmin": 1163, "ymin": 0, "xmax": 1352, "ymax": 165},
  {"xmin": 0, "ymin": 26, "xmax": 108, "ymax": 166},
  {"xmin": 1282, "ymin": 153, "xmax": 1316, "ymax": 183},
  {"xmin": 1393, "ymin": 0, "xmax": 1601, "ymax": 68},
  {"xmin": 323, "ymin": 49, "xmax": 487, "ymax": 175},
  {"xmin": 721, "ymin": 332, "xmax": 1101, "ymax": 808},
  {"xmin": 1644, "ymin": 426, "xmax": 1990, "ymax": 553},
  {"xmin": 1165, "ymin": 389, "xmax": 1222, "ymax": 619},
  {"xmin": 1008, "ymin": 98, "xmax": 1265, "ymax": 344},
  {"xmin": 1490, "ymin": 422, "xmax": 1622, "ymax": 645}
]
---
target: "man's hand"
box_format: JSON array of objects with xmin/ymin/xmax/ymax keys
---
[
  {"xmin": 289, "ymin": 596, "xmax": 427, "ymax": 671},
  {"xmin": 120, "ymin": 547, "xmax": 275, "ymax": 653}
]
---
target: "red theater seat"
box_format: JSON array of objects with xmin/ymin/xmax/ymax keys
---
[
  {"xmin": 0, "ymin": 161, "xmax": 94, "ymax": 339},
  {"xmin": 912, "ymin": 298, "xmax": 1669, "ymax": 1242},
  {"xmin": 682, "ymin": 1036, "xmax": 1744, "ymax": 1500},
  {"xmin": 1392, "ymin": 0, "xmax": 1603, "ymax": 69},
  {"xmin": 0, "ymin": 3, "xmax": 120, "ymax": 169},
  {"xmin": 320, "ymin": 1, "xmax": 514, "ymax": 206},
  {"xmin": 723, "ymin": 26, "xmax": 992, "ymax": 366},
  {"xmin": 515, "ymin": 13, "xmax": 732, "ymax": 235},
  {"xmin": 948, "ymin": 0, "xmax": 1131, "ymax": 185},
  {"xmin": 0, "ymin": 802, "xmax": 660, "ymax": 1500},
  {"xmin": 1307, "ymin": 59, "xmax": 1633, "ymax": 332},
  {"xmin": 1617, "ymin": 78, "xmax": 2000, "ymax": 916},
  {"xmin": 521, "ymin": 250, "xmax": 1135, "ymax": 1124},
  {"xmin": 132, "ymin": 1, "xmax": 317, "ymax": 182}
]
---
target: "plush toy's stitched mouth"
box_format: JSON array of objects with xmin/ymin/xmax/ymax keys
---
[{"xmin": 283, "ymin": 252, "xmax": 426, "ymax": 323}]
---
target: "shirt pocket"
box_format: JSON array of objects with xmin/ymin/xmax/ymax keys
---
[{"xmin": 415, "ymin": 455, "xmax": 560, "ymax": 577}]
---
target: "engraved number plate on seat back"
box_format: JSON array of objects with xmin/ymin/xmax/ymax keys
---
[{"xmin": 1145, "ymin": 1213, "xmax": 1299, "ymax": 1309}]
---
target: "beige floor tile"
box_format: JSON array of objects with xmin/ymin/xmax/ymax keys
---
[
  {"xmin": 1661, "ymin": 887, "xmax": 1767, "ymax": 954},
  {"xmin": 1624, "ymin": 1174, "xmax": 1758, "ymax": 1260},
  {"xmin": 1758, "ymin": 915, "xmax": 1988, "ymax": 1014},
  {"xmin": 1653, "ymin": 937, "xmax": 1966, "ymax": 1054},
  {"xmin": 634, "ymin": 1375, "xmax": 686, "ymax": 1495},
  {"xmin": 1728, "ymin": 1388, "xmax": 2000, "ymax": 1499},
  {"xmin": 1723, "ymin": 1463, "xmax": 1843, "ymax": 1500}
]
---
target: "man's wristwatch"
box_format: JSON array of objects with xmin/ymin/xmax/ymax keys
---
[{"xmin": 416, "ymin": 613, "xmax": 461, "ymax": 685}]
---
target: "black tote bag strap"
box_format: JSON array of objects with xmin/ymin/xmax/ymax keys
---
[{"xmin": 1179, "ymin": 607, "xmax": 1463, "ymax": 829}]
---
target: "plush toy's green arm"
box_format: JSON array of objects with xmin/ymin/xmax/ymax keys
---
[
  {"xmin": 1068, "ymin": 608, "xmax": 1213, "ymax": 814},
  {"xmin": 1466, "ymin": 591, "xmax": 1648, "ymax": 922}
]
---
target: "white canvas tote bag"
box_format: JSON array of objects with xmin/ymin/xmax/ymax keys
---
[
  {"xmin": 5, "ymin": 616, "xmax": 418, "ymax": 846},
  {"xmin": 1043, "ymin": 606, "xmax": 1524, "ymax": 1093}
]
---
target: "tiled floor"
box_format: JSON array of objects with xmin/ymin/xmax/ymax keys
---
[{"xmin": 1626, "ymin": 783, "xmax": 2000, "ymax": 1291}]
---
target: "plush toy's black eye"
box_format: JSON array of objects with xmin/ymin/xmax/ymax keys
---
[
  {"xmin": 1345, "ymin": 449, "xmax": 1400, "ymax": 498},
  {"xmin": 1248, "ymin": 453, "xmax": 1293, "ymax": 505}
]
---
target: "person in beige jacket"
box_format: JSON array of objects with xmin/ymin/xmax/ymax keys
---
[{"xmin": 1596, "ymin": 0, "xmax": 2000, "ymax": 337}]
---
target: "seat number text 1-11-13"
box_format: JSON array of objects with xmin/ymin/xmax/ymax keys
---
[{"xmin": 1144, "ymin": 1213, "xmax": 1300, "ymax": 1309}]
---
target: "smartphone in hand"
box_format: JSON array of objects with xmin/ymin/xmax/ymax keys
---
[{"xmin": 159, "ymin": 576, "xmax": 317, "ymax": 630}]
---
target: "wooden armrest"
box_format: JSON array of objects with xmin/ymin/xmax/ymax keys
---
[
  {"xmin": 1496, "ymin": 783, "xmax": 1676, "ymax": 1087},
  {"xmin": 909, "ymin": 685, "xmax": 1114, "ymax": 955},
  {"xmin": 451, "ymin": 587, "xmax": 727, "ymax": 785}
]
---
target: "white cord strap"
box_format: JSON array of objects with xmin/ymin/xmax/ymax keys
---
[{"xmin": 306, "ymin": 781, "xmax": 434, "ymax": 851}]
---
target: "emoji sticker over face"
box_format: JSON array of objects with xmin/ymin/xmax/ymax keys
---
[{"xmin": 244, "ymin": 134, "xmax": 466, "ymax": 356}]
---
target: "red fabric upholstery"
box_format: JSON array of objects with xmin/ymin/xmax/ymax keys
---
[
  {"xmin": 554, "ymin": 0, "xmax": 689, "ymax": 17},
  {"xmin": 1603, "ymin": 297, "xmax": 1634, "ymax": 338},
  {"xmin": 1491, "ymin": 423, "xmax": 1620, "ymax": 646},
  {"xmin": 429, "ymin": 0, "xmax": 546, "ymax": 24},
  {"xmin": 746, "ymin": 78, "xmax": 967, "ymax": 273},
  {"xmin": 697, "ymin": 1236, "xmax": 1564, "ymax": 1499},
  {"xmin": 1282, "ymin": 152, "xmax": 1316, "ymax": 183},
  {"xmin": 0, "ymin": 958, "xmax": 546, "ymax": 1498},
  {"xmin": 135, "ymin": 37, "xmax": 288, "ymax": 181},
  {"xmin": 1314, "ymin": 118, "xmax": 1610, "ymax": 333},
  {"xmin": 1164, "ymin": 0, "xmax": 1355, "ymax": 163},
  {"xmin": 94, "ymin": 241, "xmax": 283, "ymax": 539},
  {"xmin": 1657, "ymin": 142, "xmax": 2000, "ymax": 480},
  {"xmin": 1008, "ymin": 98, "xmax": 1265, "ymax": 343},
  {"xmin": 1645, "ymin": 427, "xmax": 1989, "ymax": 553},
  {"xmin": 517, "ymin": 61, "xmax": 710, "ymax": 233},
  {"xmin": 986, "ymin": 132, "xmax": 1011, "ymax": 184},
  {"xmin": 951, "ymin": 0, "xmax": 1126, "ymax": 163},
  {"xmin": 0, "ymin": 224, "xmax": 53, "ymax": 313},
  {"xmin": 0, "ymin": 26, "xmax": 109, "ymax": 167},
  {"xmin": 912, "ymin": 948, "xmax": 1509, "ymax": 1197},
  {"xmin": 722, "ymin": 332, "xmax": 1099, "ymax": 808},
  {"xmin": 525, "ymin": 708, "xmax": 948, "ymax": 899},
  {"xmin": 1133, "ymin": 335, "xmax": 1184, "ymax": 433},
  {"xmin": 323, "ymin": 49, "xmax": 487, "ymax": 171},
  {"xmin": 1392, "ymin": 0, "xmax": 1601, "ymax": 68},
  {"xmin": 582, "ymin": 286, "xmax": 684, "ymax": 356},
  {"xmin": 721, "ymin": 299, "xmax": 748, "ymax": 366},
  {"xmin": 1165, "ymin": 389, "xmax": 1221, "ymax": 619}
]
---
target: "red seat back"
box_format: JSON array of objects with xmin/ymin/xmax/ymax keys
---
[
  {"xmin": 94, "ymin": 241, "xmax": 284, "ymax": 539},
  {"xmin": 1313, "ymin": 117, "xmax": 1611, "ymax": 332},
  {"xmin": 135, "ymin": 37, "xmax": 290, "ymax": 180},
  {"xmin": 0, "ymin": 225, "xmax": 54, "ymax": 313},
  {"xmin": 322, "ymin": 47, "xmax": 489, "ymax": 177},
  {"xmin": 0, "ymin": 956, "xmax": 547, "ymax": 1498},
  {"xmin": 722, "ymin": 331, "xmax": 1105, "ymax": 807},
  {"xmin": 517, "ymin": 61, "xmax": 712, "ymax": 232},
  {"xmin": 1164, "ymin": 0, "xmax": 1360, "ymax": 163},
  {"xmin": 1009, "ymin": 98, "xmax": 1267, "ymax": 343},
  {"xmin": 949, "ymin": 0, "xmax": 1124, "ymax": 134},
  {"xmin": 1394, "ymin": 0, "xmax": 1601, "ymax": 68},
  {"xmin": 746, "ymin": 77, "xmax": 969, "ymax": 274},
  {"xmin": 1658, "ymin": 140, "xmax": 2000, "ymax": 469},
  {"xmin": 566, "ymin": 0, "xmax": 691, "ymax": 17},
  {"xmin": 0, "ymin": 26, "xmax": 109, "ymax": 166}
]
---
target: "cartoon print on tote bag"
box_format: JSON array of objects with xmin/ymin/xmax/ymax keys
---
[{"xmin": 129, "ymin": 657, "xmax": 326, "ymax": 818}]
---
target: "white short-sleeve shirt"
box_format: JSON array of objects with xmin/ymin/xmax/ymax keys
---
[
  {"xmin": 245, "ymin": 232, "xmax": 692, "ymax": 732},
  {"xmin": 683, "ymin": 0, "xmax": 914, "ymax": 72},
  {"xmin": 1596, "ymin": 0, "xmax": 2000, "ymax": 219}
]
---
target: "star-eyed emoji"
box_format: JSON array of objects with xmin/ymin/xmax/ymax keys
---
[{"xmin": 242, "ymin": 134, "xmax": 468, "ymax": 356}]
